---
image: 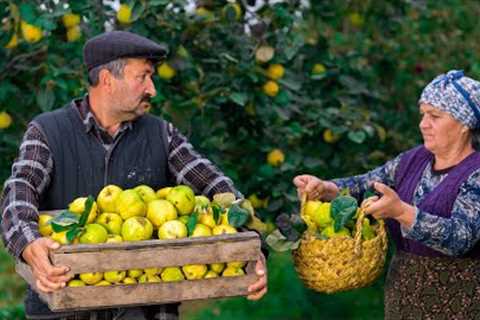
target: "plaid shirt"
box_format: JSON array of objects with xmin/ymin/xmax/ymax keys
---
[{"xmin": 0, "ymin": 96, "xmax": 239, "ymax": 259}]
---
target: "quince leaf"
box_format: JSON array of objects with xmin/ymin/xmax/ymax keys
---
[
  {"xmin": 66, "ymin": 226, "xmax": 83, "ymax": 243},
  {"xmin": 211, "ymin": 203, "xmax": 223, "ymax": 224},
  {"xmin": 228, "ymin": 204, "xmax": 251, "ymax": 228},
  {"xmin": 78, "ymin": 195, "xmax": 94, "ymax": 227},
  {"xmin": 266, "ymin": 229, "xmax": 301, "ymax": 252},
  {"xmin": 50, "ymin": 211, "xmax": 79, "ymax": 232},
  {"xmin": 331, "ymin": 195, "xmax": 358, "ymax": 232},
  {"xmin": 187, "ymin": 212, "xmax": 198, "ymax": 236}
]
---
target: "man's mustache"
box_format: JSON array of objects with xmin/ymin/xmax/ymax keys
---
[{"xmin": 141, "ymin": 95, "xmax": 151, "ymax": 103}]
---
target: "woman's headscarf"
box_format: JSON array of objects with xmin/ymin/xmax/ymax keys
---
[{"xmin": 419, "ymin": 70, "xmax": 480, "ymax": 129}]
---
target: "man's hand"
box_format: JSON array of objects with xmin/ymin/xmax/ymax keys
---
[
  {"xmin": 22, "ymin": 238, "xmax": 71, "ymax": 293},
  {"xmin": 293, "ymin": 174, "xmax": 338, "ymax": 201},
  {"xmin": 363, "ymin": 182, "xmax": 415, "ymax": 228},
  {"xmin": 246, "ymin": 254, "xmax": 267, "ymax": 301}
]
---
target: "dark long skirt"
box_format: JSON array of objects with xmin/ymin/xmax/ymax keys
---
[{"xmin": 384, "ymin": 251, "xmax": 480, "ymax": 320}]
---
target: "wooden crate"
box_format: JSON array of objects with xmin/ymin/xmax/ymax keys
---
[{"xmin": 16, "ymin": 231, "xmax": 261, "ymax": 312}]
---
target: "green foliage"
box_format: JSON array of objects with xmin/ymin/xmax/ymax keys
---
[
  {"xmin": 3, "ymin": 0, "xmax": 480, "ymax": 223},
  {"xmin": 0, "ymin": 243, "xmax": 26, "ymax": 318}
]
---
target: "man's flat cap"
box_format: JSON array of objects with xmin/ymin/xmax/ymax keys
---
[{"xmin": 83, "ymin": 31, "xmax": 168, "ymax": 70}]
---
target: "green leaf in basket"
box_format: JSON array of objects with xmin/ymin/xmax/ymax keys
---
[
  {"xmin": 227, "ymin": 203, "xmax": 251, "ymax": 228},
  {"xmin": 66, "ymin": 226, "xmax": 83, "ymax": 243},
  {"xmin": 331, "ymin": 195, "xmax": 358, "ymax": 232},
  {"xmin": 186, "ymin": 211, "xmax": 198, "ymax": 236},
  {"xmin": 50, "ymin": 211, "xmax": 79, "ymax": 232},
  {"xmin": 78, "ymin": 195, "xmax": 94, "ymax": 227},
  {"xmin": 266, "ymin": 229, "xmax": 301, "ymax": 252}
]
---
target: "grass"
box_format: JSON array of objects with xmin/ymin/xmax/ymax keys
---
[
  {"xmin": 0, "ymin": 244, "xmax": 385, "ymax": 320},
  {"xmin": 0, "ymin": 243, "xmax": 27, "ymax": 319}
]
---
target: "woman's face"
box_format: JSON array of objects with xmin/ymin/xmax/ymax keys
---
[{"xmin": 419, "ymin": 103, "xmax": 468, "ymax": 154}]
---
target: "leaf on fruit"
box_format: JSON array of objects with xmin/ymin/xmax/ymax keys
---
[
  {"xmin": 79, "ymin": 195, "xmax": 94, "ymax": 227},
  {"xmin": 50, "ymin": 211, "xmax": 79, "ymax": 232},
  {"xmin": 211, "ymin": 203, "xmax": 223, "ymax": 224},
  {"xmin": 266, "ymin": 229, "xmax": 301, "ymax": 252},
  {"xmin": 331, "ymin": 195, "xmax": 358, "ymax": 232},
  {"xmin": 187, "ymin": 212, "xmax": 198, "ymax": 236},
  {"xmin": 228, "ymin": 204, "xmax": 250, "ymax": 228},
  {"xmin": 66, "ymin": 226, "xmax": 83, "ymax": 243}
]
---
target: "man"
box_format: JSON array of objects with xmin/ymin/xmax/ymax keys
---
[{"xmin": 0, "ymin": 31, "xmax": 267, "ymax": 320}]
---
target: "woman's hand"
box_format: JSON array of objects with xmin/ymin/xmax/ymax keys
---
[
  {"xmin": 293, "ymin": 174, "xmax": 339, "ymax": 201},
  {"xmin": 363, "ymin": 182, "xmax": 416, "ymax": 228}
]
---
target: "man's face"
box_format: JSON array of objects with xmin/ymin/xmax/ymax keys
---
[{"xmin": 109, "ymin": 58, "xmax": 157, "ymax": 121}]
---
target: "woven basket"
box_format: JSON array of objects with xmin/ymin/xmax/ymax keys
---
[{"xmin": 292, "ymin": 195, "xmax": 388, "ymax": 293}]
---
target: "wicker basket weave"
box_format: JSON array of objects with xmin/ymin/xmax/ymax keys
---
[{"xmin": 292, "ymin": 195, "xmax": 388, "ymax": 293}]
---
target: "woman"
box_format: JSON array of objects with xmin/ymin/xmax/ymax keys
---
[{"xmin": 294, "ymin": 70, "xmax": 480, "ymax": 319}]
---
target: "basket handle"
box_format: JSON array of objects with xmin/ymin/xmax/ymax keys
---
[
  {"xmin": 353, "ymin": 208, "xmax": 366, "ymax": 256},
  {"xmin": 300, "ymin": 193, "xmax": 308, "ymax": 218}
]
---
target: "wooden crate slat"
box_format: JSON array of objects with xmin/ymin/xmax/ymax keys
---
[
  {"xmin": 51, "ymin": 234, "xmax": 260, "ymax": 274},
  {"xmin": 17, "ymin": 261, "xmax": 258, "ymax": 312},
  {"xmin": 54, "ymin": 232, "xmax": 258, "ymax": 253},
  {"xmin": 51, "ymin": 274, "xmax": 256, "ymax": 311}
]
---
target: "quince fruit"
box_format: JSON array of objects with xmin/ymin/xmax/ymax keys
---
[
  {"xmin": 191, "ymin": 224, "xmax": 212, "ymax": 237},
  {"xmin": 166, "ymin": 185, "xmax": 195, "ymax": 215},
  {"xmin": 209, "ymin": 263, "xmax": 225, "ymax": 274},
  {"xmin": 67, "ymin": 279, "xmax": 85, "ymax": 287},
  {"xmin": 38, "ymin": 214, "xmax": 53, "ymax": 237},
  {"xmin": 96, "ymin": 212, "xmax": 123, "ymax": 235},
  {"xmin": 121, "ymin": 217, "xmax": 153, "ymax": 241},
  {"xmin": 122, "ymin": 277, "xmax": 137, "ymax": 285},
  {"xmin": 146, "ymin": 199, "xmax": 177, "ymax": 228},
  {"xmin": 79, "ymin": 224, "xmax": 108, "ymax": 244},
  {"xmin": 79, "ymin": 272, "xmax": 103, "ymax": 285},
  {"xmin": 156, "ymin": 187, "xmax": 172, "ymax": 199},
  {"xmin": 312, "ymin": 202, "xmax": 332, "ymax": 228},
  {"xmin": 321, "ymin": 225, "xmax": 351, "ymax": 239},
  {"xmin": 134, "ymin": 185, "xmax": 158, "ymax": 203},
  {"xmin": 97, "ymin": 185, "xmax": 123, "ymax": 213},
  {"xmin": 104, "ymin": 270, "xmax": 126, "ymax": 283},
  {"xmin": 212, "ymin": 225, "xmax": 237, "ymax": 235},
  {"xmin": 128, "ymin": 269, "xmax": 143, "ymax": 279},
  {"xmin": 161, "ymin": 267, "xmax": 184, "ymax": 282},
  {"xmin": 115, "ymin": 189, "xmax": 146, "ymax": 219},
  {"xmin": 158, "ymin": 220, "xmax": 187, "ymax": 239},
  {"xmin": 204, "ymin": 270, "xmax": 218, "ymax": 279},
  {"xmin": 222, "ymin": 266, "xmax": 245, "ymax": 277},
  {"xmin": 182, "ymin": 264, "xmax": 207, "ymax": 280}
]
